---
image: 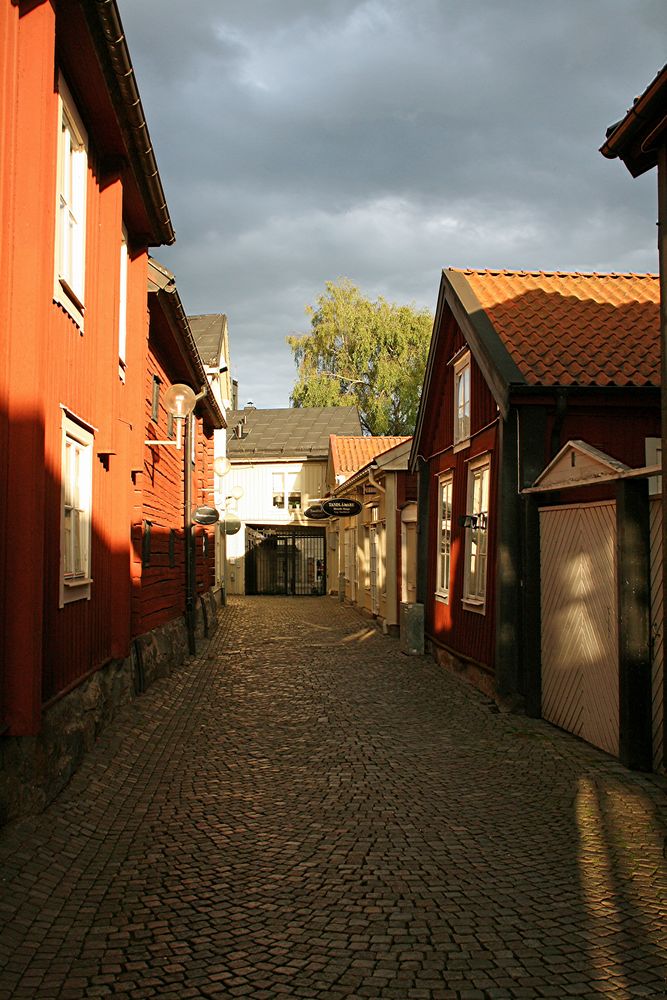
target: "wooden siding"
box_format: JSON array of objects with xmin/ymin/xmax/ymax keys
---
[
  {"xmin": 426, "ymin": 423, "xmax": 499, "ymax": 671},
  {"xmin": 418, "ymin": 301, "xmax": 501, "ymax": 673},
  {"xmin": 420, "ymin": 308, "xmax": 498, "ymax": 460},
  {"xmin": 224, "ymin": 461, "xmax": 327, "ymax": 524},
  {"xmin": 132, "ymin": 342, "xmax": 215, "ymax": 637},
  {"xmin": 540, "ymin": 502, "xmax": 619, "ymax": 757},
  {"xmin": 649, "ymin": 497, "xmax": 664, "ymax": 771}
]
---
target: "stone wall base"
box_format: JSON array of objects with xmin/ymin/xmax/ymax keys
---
[
  {"xmin": 0, "ymin": 593, "xmax": 220, "ymax": 827},
  {"xmin": 428, "ymin": 639, "xmax": 497, "ymax": 700}
]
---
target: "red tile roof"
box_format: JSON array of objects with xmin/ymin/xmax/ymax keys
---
[
  {"xmin": 451, "ymin": 268, "xmax": 659, "ymax": 388},
  {"xmin": 330, "ymin": 435, "xmax": 411, "ymax": 483}
]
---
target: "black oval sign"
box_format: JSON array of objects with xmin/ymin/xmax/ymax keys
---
[
  {"xmin": 304, "ymin": 505, "xmax": 329, "ymax": 520},
  {"xmin": 192, "ymin": 505, "xmax": 220, "ymax": 525},
  {"xmin": 321, "ymin": 498, "xmax": 363, "ymax": 517}
]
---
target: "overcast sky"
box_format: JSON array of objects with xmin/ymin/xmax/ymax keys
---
[{"xmin": 118, "ymin": 0, "xmax": 665, "ymax": 409}]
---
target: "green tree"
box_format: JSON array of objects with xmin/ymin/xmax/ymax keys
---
[{"xmin": 287, "ymin": 279, "xmax": 433, "ymax": 435}]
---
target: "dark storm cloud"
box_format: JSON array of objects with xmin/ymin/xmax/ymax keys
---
[{"xmin": 118, "ymin": 0, "xmax": 665, "ymax": 407}]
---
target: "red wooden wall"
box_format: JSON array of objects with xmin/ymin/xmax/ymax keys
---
[
  {"xmin": 0, "ymin": 0, "xmax": 213, "ymax": 734},
  {"xmin": 419, "ymin": 305, "xmax": 500, "ymax": 673}
]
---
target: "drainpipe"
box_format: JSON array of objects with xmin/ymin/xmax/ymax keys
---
[
  {"xmin": 184, "ymin": 413, "xmax": 196, "ymax": 655},
  {"xmin": 659, "ymin": 142, "xmax": 667, "ymax": 772}
]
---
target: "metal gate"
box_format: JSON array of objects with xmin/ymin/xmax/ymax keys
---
[
  {"xmin": 244, "ymin": 526, "xmax": 326, "ymax": 596},
  {"xmin": 540, "ymin": 502, "xmax": 619, "ymax": 757}
]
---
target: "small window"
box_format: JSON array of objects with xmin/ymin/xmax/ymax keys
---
[
  {"xmin": 436, "ymin": 474, "xmax": 453, "ymax": 600},
  {"xmin": 272, "ymin": 472, "xmax": 285, "ymax": 508},
  {"xmin": 151, "ymin": 375, "xmax": 161, "ymax": 422},
  {"xmin": 118, "ymin": 227, "xmax": 128, "ymax": 379},
  {"xmin": 61, "ymin": 412, "xmax": 93, "ymax": 606},
  {"xmin": 141, "ymin": 520, "xmax": 152, "ymax": 568},
  {"xmin": 288, "ymin": 492, "xmax": 301, "ymax": 510},
  {"xmin": 54, "ymin": 75, "xmax": 88, "ymax": 327},
  {"xmin": 453, "ymin": 352, "xmax": 471, "ymax": 447},
  {"xmin": 463, "ymin": 456, "xmax": 490, "ymax": 610}
]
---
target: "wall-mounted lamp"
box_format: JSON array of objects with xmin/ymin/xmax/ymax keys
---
[
  {"xmin": 214, "ymin": 455, "xmax": 232, "ymax": 478},
  {"xmin": 145, "ymin": 382, "xmax": 198, "ymax": 450},
  {"xmin": 459, "ymin": 513, "xmax": 487, "ymax": 530}
]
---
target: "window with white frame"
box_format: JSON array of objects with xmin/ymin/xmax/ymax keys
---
[
  {"xmin": 61, "ymin": 412, "xmax": 94, "ymax": 606},
  {"xmin": 118, "ymin": 227, "xmax": 128, "ymax": 379},
  {"xmin": 646, "ymin": 437, "xmax": 662, "ymax": 497},
  {"xmin": 54, "ymin": 76, "xmax": 88, "ymax": 326},
  {"xmin": 272, "ymin": 472, "xmax": 285, "ymax": 508},
  {"xmin": 453, "ymin": 352, "xmax": 471, "ymax": 446},
  {"xmin": 463, "ymin": 456, "xmax": 490, "ymax": 609},
  {"xmin": 436, "ymin": 473, "xmax": 453, "ymax": 600}
]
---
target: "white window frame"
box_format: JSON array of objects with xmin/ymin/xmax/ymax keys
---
[
  {"xmin": 60, "ymin": 411, "xmax": 94, "ymax": 607},
  {"xmin": 272, "ymin": 472, "xmax": 285, "ymax": 509},
  {"xmin": 436, "ymin": 473, "xmax": 453, "ymax": 602},
  {"xmin": 453, "ymin": 351, "xmax": 471, "ymax": 449},
  {"xmin": 118, "ymin": 226, "xmax": 128, "ymax": 380},
  {"xmin": 646, "ymin": 437, "xmax": 662, "ymax": 497},
  {"xmin": 54, "ymin": 75, "xmax": 88, "ymax": 328},
  {"xmin": 463, "ymin": 454, "xmax": 490, "ymax": 613}
]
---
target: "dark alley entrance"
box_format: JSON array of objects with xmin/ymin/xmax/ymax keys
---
[{"xmin": 244, "ymin": 525, "xmax": 326, "ymax": 596}]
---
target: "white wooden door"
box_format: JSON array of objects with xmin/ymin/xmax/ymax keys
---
[
  {"xmin": 540, "ymin": 502, "xmax": 619, "ymax": 757},
  {"xmin": 650, "ymin": 498, "xmax": 664, "ymax": 771}
]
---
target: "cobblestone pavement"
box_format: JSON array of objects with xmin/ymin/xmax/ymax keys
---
[{"xmin": 1, "ymin": 597, "xmax": 666, "ymax": 1000}]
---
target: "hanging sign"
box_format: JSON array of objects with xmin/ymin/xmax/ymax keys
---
[
  {"xmin": 321, "ymin": 497, "xmax": 363, "ymax": 517},
  {"xmin": 304, "ymin": 505, "xmax": 329, "ymax": 520},
  {"xmin": 192, "ymin": 505, "xmax": 220, "ymax": 525},
  {"xmin": 223, "ymin": 513, "xmax": 241, "ymax": 535}
]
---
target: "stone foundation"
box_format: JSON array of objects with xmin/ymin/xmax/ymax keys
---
[
  {"xmin": 429, "ymin": 639, "xmax": 497, "ymax": 700},
  {"xmin": 0, "ymin": 594, "xmax": 220, "ymax": 826}
]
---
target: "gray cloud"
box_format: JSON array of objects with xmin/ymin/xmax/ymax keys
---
[{"xmin": 118, "ymin": 0, "xmax": 666, "ymax": 407}]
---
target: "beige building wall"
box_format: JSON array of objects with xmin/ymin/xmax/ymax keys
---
[{"xmin": 224, "ymin": 459, "xmax": 327, "ymax": 594}]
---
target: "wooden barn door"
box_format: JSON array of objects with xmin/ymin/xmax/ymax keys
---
[
  {"xmin": 650, "ymin": 498, "xmax": 664, "ymax": 771},
  {"xmin": 540, "ymin": 502, "xmax": 619, "ymax": 757}
]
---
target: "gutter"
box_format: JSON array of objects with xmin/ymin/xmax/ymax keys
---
[
  {"xmin": 600, "ymin": 64, "xmax": 667, "ymax": 176},
  {"xmin": 87, "ymin": 0, "xmax": 175, "ymax": 246}
]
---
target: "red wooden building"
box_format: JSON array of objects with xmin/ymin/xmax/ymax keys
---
[
  {"xmin": 136, "ymin": 259, "xmax": 223, "ymax": 666},
  {"xmin": 411, "ymin": 268, "xmax": 660, "ymax": 767},
  {"xmin": 0, "ymin": 0, "xmax": 221, "ymax": 820}
]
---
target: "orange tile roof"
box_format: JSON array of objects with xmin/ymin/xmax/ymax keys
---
[
  {"xmin": 330, "ymin": 435, "xmax": 411, "ymax": 482},
  {"xmin": 451, "ymin": 268, "xmax": 659, "ymax": 388}
]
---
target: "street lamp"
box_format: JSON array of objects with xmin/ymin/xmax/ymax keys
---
[
  {"xmin": 145, "ymin": 382, "xmax": 198, "ymax": 450},
  {"xmin": 214, "ymin": 455, "xmax": 232, "ymax": 478},
  {"xmin": 143, "ymin": 381, "xmax": 206, "ymax": 654}
]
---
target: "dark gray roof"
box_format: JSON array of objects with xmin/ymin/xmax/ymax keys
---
[
  {"xmin": 227, "ymin": 406, "xmax": 362, "ymax": 460},
  {"xmin": 188, "ymin": 314, "xmax": 227, "ymax": 367}
]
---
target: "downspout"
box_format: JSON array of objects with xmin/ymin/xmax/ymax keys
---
[
  {"xmin": 659, "ymin": 141, "xmax": 667, "ymax": 771},
  {"xmin": 184, "ymin": 413, "xmax": 196, "ymax": 655}
]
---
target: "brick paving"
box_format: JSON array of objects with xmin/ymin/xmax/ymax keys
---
[{"xmin": 0, "ymin": 595, "xmax": 666, "ymax": 1000}]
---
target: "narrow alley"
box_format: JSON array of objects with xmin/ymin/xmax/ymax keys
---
[{"xmin": 0, "ymin": 597, "xmax": 666, "ymax": 1000}]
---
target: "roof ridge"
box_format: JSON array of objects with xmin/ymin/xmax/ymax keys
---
[{"xmin": 448, "ymin": 266, "xmax": 658, "ymax": 280}]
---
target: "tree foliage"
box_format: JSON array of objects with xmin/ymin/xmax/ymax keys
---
[{"xmin": 287, "ymin": 279, "xmax": 433, "ymax": 435}]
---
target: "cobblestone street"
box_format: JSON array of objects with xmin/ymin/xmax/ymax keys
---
[{"xmin": 0, "ymin": 596, "xmax": 666, "ymax": 1000}]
